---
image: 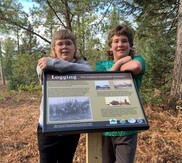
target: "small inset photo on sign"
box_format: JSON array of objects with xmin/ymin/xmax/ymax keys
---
[
  {"xmin": 113, "ymin": 79, "xmax": 132, "ymax": 89},
  {"xmin": 95, "ymin": 80, "xmax": 110, "ymax": 90},
  {"xmin": 105, "ymin": 96, "xmax": 130, "ymax": 106}
]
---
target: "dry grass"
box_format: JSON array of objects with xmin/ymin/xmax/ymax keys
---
[
  {"xmin": 136, "ymin": 106, "xmax": 182, "ymax": 163},
  {"xmin": 0, "ymin": 84, "xmax": 181, "ymax": 163}
]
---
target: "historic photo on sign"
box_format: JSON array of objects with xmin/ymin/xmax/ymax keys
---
[{"xmin": 48, "ymin": 96, "xmax": 93, "ymax": 122}]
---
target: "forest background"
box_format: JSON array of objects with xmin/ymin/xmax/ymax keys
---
[{"xmin": 0, "ymin": 0, "xmax": 182, "ymax": 162}]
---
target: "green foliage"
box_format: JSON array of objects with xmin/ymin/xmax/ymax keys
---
[
  {"xmin": 1, "ymin": 37, "xmax": 16, "ymax": 80},
  {"xmin": 17, "ymin": 83, "xmax": 41, "ymax": 92},
  {"xmin": 0, "ymin": 0, "xmax": 27, "ymax": 32},
  {"xmin": 140, "ymin": 84, "xmax": 172, "ymax": 107},
  {"xmin": 19, "ymin": 24, "xmax": 38, "ymax": 54},
  {"xmin": 132, "ymin": 0, "xmax": 177, "ymax": 105},
  {"xmin": 1, "ymin": 0, "xmax": 180, "ymax": 106},
  {"xmin": 0, "ymin": 93, "xmax": 5, "ymax": 100},
  {"xmin": 109, "ymin": 6, "xmax": 120, "ymax": 29},
  {"xmin": 7, "ymin": 53, "xmax": 40, "ymax": 91}
]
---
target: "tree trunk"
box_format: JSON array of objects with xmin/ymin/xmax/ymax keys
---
[
  {"xmin": 0, "ymin": 42, "xmax": 6, "ymax": 85},
  {"xmin": 170, "ymin": 0, "xmax": 182, "ymax": 101}
]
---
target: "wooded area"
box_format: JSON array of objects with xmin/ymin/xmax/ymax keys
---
[
  {"xmin": 0, "ymin": 0, "xmax": 181, "ymax": 106},
  {"xmin": 0, "ymin": 1, "xmax": 182, "ymax": 163}
]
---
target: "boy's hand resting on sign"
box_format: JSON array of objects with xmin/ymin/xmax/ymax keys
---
[{"xmin": 38, "ymin": 57, "xmax": 49, "ymax": 70}]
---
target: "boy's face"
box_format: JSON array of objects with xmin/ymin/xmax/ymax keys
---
[
  {"xmin": 54, "ymin": 39, "xmax": 75, "ymax": 62},
  {"xmin": 110, "ymin": 35, "xmax": 131, "ymax": 61}
]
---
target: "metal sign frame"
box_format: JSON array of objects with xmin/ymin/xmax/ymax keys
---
[{"xmin": 43, "ymin": 71, "xmax": 149, "ymax": 135}]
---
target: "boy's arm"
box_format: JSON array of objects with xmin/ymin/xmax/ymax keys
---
[
  {"xmin": 120, "ymin": 60, "xmax": 142, "ymax": 74},
  {"xmin": 109, "ymin": 56, "xmax": 132, "ymax": 71},
  {"xmin": 120, "ymin": 55, "xmax": 145, "ymax": 74}
]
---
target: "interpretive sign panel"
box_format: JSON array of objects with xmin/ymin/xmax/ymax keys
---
[{"xmin": 43, "ymin": 71, "xmax": 149, "ymax": 135}]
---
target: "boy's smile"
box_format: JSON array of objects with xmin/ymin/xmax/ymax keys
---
[{"xmin": 110, "ymin": 35, "xmax": 131, "ymax": 61}]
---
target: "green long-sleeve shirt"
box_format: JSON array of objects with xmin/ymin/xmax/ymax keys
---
[{"xmin": 96, "ymin": 55, "xmax": 146, "ymax": 136}]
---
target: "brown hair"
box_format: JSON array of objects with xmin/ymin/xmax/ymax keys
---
[
  {"xmin": 106, "ymin": 23, "xmax": 135, "ymax": 59},
  {"xmin": 51, "ymin": 29, "xmax": 77, "ymax": 59}
]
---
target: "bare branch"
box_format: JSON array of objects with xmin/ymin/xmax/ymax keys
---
[
  {"xmin": 0, "ymin": 17, "xmax": 51, "ymax": 44},
  {"xmin": 46, "ymin": 0, "xmax": 67, "ymax": 29}
]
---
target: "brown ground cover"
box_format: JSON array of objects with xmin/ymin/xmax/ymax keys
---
[{"xmin": 0, "ymin": 84, "xmax": 181, "ymax": 163}]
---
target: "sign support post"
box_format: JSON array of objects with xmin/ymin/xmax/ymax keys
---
[{"xmin": 86, "ymin": 133, "xmax": 102, "ymax": 163}]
